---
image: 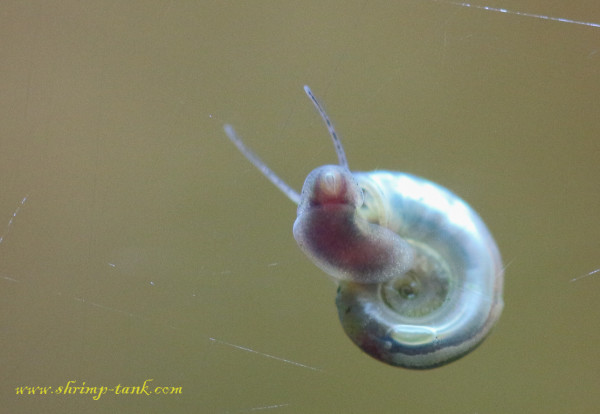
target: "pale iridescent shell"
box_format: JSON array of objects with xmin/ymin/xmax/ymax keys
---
[{"xmin": 335, "ymin": 171, "xmax": 503, "ymax": 368}]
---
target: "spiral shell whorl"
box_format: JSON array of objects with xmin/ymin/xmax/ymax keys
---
[{"xmin": 335, "ymin": 172, "xmax": 503, "ymax": 369}]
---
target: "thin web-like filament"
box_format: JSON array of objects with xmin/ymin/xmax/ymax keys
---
[
  {"xmin": 437, "ymin": 1, "xmax": 600, "ymax": 28},
  {"xmin": 224, "ymin": 124, "xmax": 301, "ymax": 204},
  {"xmin": 209, "ymin": 337, "xmax": 324, "ymax": 372},
  {"xmin": 303, "ymin": 86, "xmax": 349, "ymax": 169},
  {"xmin": 0, "ymin": 195, "xmax": 28, "ymax": 245},
  {"xmin": 571, "ymin": 268, "xmax": 600, "ymax": 282}
]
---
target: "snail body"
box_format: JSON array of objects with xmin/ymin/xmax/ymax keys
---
[{"xmin": 224, "ymin": 86, "xmax": 503, "ymax": 369}]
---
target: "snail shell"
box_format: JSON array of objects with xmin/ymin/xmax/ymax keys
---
[{"xmin": 332, "ymin": 171, "xmax": 504, "ymax": 369}]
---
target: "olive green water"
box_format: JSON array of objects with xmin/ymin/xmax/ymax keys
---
[{"xmin": 2, "ymin": 2, "xmax": 599, "ymax": 413}]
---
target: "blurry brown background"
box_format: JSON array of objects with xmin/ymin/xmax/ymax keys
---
[{"xmin": 2, "ymin": 1, "xmax": 599, "ymax": 413}]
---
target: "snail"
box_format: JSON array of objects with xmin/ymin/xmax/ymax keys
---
[{"xmin": 223, "ymin": 86, "xmax": 504, "ymax": 369}]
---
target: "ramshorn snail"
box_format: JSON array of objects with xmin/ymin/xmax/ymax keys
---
[{"xmin": 223, "ymin": 86, "xmax": 503, "ymax": 369}]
